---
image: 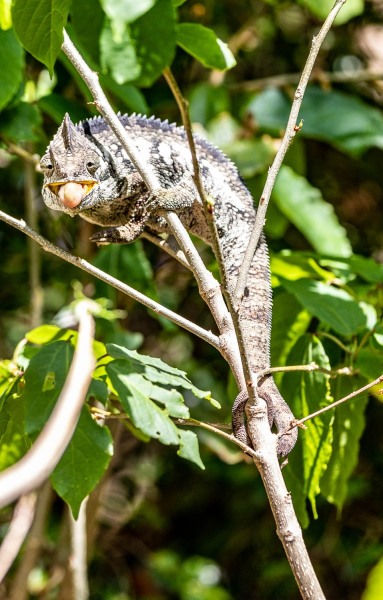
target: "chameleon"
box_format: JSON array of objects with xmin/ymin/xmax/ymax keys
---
[{"xmin": 40, "ymin": 113, "xmax": 298, "ymax": 457}]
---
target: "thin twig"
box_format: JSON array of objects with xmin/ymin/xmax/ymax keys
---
[
  {"xmin": 9, "ymin": 483, "xmax": 53, "ymax": 600},
  {"xmin": 230, "ymin": 69, "xmax": 383, "ymax": 92},
  {"xmin": 0, "ymin": 301, "xmax": 95, "ymax": 509},
  {"xmin": 1, "ymin": 140, "xmax": 40, "ymax": 165},
  {"xmin": 234, "ymin": 0, "xmax": 348, "ymax": 304},
  {"xmin": 291, "ymin": 374, "xmax": 383, "ymax": 429},
  {"xmin": 0, "ymin": 493, "xmax": 37, "ymax": 583},
  {"xmin": 0, "ymin": 210, "xmax": 220, "ymax": 352}
]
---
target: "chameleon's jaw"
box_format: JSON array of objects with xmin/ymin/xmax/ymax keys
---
[{"xmin": 45, "ymin": 181, "xmax": 98, "ymax": 209}]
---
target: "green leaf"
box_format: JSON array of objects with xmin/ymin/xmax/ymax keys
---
[
  {"xmin": 355, "ymin": 347, "xmax": 383, "ymax": 383},
  {"xmin": 70, "ymin": 0, "xmax": 105, "ymax": 63},
  {"xmin": 130, "ymin": 0, "xmax": 176, "ymax": 86},
  {"xmin": 106, "ymin": 344, "xmax": 216, "ymax": 404},
  {"xmin": 362, "ymin": 556, "xmax": 383, "ymax": 600},
  {"xmin": 25, "ymin": 324, "xmax": 62, "ymax": 345},
  {"xmin": 281, "ymin": 279, "xmax": 367, "ymax": 336},
  {"xmin": 51, "ymin": 407, "xmax": 113, "ymax": 518},
  {"xmin": 0, "ymin": 0, "xmax": 12, "ymax": 29},
  {"xmin": 100, "ymin": 0, "xmax": 156, "ymax": 23},
  {"xmin": 176, "ymin": 23, "xmax": 236, "ymax": 71},
  {"xmin": 106, "ymin": 361, "xmax": 180, "ymax": 445},
  {"xmin": 223, "ymin": 139, "xmax": 275, "ymax": 179},
  {"xmin": 12, "ymin": 0, "xmax": 71, "ymax": 73},
  {"xmin": 0, "ymin": 395, "xmax": 30, "ymax": 471},
  {"xmin": 0, "ymin": 28, "xmax": 24, "ymax": 110},
  {"xmin": 0, "ymin": 102, "xmax": 42, "ymax": 143},
  {"xmin": 100, "ymin": 20, "xmax": 141, "ymax": 84},
  {"xmin": 246, "ymin": 86, "xmax": 383, "ymax": 157},
  {"xmin": 100, "ymin": 0, "xmax": 176, "ymax": 87},
  {"xmin": 282, "ymin": 335, "xmax": 334, "ymax": 523},
  {"xmin": 24, "ymin": 341, "xmax": 74, "ymax": 436},
  {"xmin": 177, "ymin": 429, "xmax": 205, "ymax": 469},
  {"xmin": 321, "ymin": 375, "xmax": 368, "ymax": 512},
  {"xmin": 271, "ymin": 253, "xmax": 335, "ymax": 283},
  {"xmin": 272, "ymin": 166, "xmax": 352, "ymax": 257},
  {"xmin": 189, "ymin": 82, "xmax": 230, "ymax": 125},
  {"xmin": 271, "ymin": 292, "xmax": 311, "ymax": 384},
  {"xmin": 298, "ymin": 0, "xmax": 364, "ymax": 25}
]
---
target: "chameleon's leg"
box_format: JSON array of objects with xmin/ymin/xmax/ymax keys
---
[{"xmin": 90, "ymin": 221, "xmax": 146, "ymax": 245}]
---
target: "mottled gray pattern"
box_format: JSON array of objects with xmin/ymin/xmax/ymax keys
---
[{"xmin": 41, "ymin": 113, "xmax": 297, "ymax": 456}]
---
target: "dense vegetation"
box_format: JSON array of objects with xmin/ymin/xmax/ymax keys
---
[{"xmin": 0, "ymin": 0, "xmax": 383, "ymax": 598}]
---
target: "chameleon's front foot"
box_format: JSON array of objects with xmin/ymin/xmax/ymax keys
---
[{"xmin": 90, "ymin": 222, "xmax": 145, "ymax": 245}]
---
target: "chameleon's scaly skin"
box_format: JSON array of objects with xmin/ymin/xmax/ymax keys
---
[{"xmin": 41, "ymin": 113, "xmax": 298, "ymax": 456}]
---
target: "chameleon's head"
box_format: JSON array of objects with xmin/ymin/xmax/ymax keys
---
[{"xmin": 40, "ymin": 113, "xmax": 104, "ymax": 216}]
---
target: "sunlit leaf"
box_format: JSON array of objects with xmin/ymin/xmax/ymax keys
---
[
  {"xmin": 176, "ymin": 23, "xmax": 236, "ymax": 70},
  {"xmin": 281, "ymin": 279, "xmax": 367, "ymax": 336},
  {"xmin": 282, "ymin": 335, "xmax": 334, "ymax": 523},
  {"xmin": 321, "ymin": 375, "xmax": 368, "ymax": 512},
  {"xmin": 0, "ymin": 28, "xmax": 24, "ymax": 110},
  {"xmin": 12, "ymin": 0, "xmax": 71, "ymax": 72}
]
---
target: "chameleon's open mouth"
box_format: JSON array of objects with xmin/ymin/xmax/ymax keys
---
[{"xmin": 46, "ymin": 181, "xmax": 98, "ymax": 209}]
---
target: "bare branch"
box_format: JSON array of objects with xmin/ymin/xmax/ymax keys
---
[
  {"xmin": 231, "ymin": 68, "xmax": 383, "ymax": 93},
  {"xmin": 234, "ymin": 0, "xmax": 348, "ymax": 304},
  {"xmin": 0, "ymin": 210, "xmax": 220, "ymax": 352},
  {"xmin": 0, "ymin": 494, "xmax": 37, "ymax": 583},
  {"xmin": 9, "ymin": 483, "xmax": 53, "ymax": 600},
  {"xmin": 0, "ymin": 302, "xmax": 95, "ymax": 509}
]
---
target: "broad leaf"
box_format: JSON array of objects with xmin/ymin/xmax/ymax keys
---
[
  {"xmin": 100, "ymin": 0, "xmax": 176, "ymax": 87},
  {"xmin": 106, "ymin": 344, "xmax": 215, "ymax": 404},
  {"xmin": 100, "ymin": 0, "xmax": 156, "ymax": 23},
  {"xmin": 362, "ymin": 556, "xmax": 383, "ymax": 600},
  {"xmin": 177, "ymin": 429, "xmax": 204, "ymax": 470},
  {"xmin": 0, "ymin": 395, "xmax": 30, "ymax": 471},
  {"xmin": 321, "ymin": 376, "xmax": 368, "ymax": 512},
  {"xmin": 70, "ymin": 0, "xmax": 104, "ymax": 63},
  {"xmin": 51, "ymin": 407, "xmax": 113, "ymax": 518},
  {"xmin": 23, "ymin": 341, "xmax": 74, "ymax": 436},
  {"xmin": 176, "ymin": 23, "xmax": 236, "ymax": 71},
  {"xmin": 106, "ymin": 361, "xmax": 180, "ymax": 445},
  {"xmin": 0, "ymin": 28, "xmax": 24, "ymax": 110},
  {"xmin": 271, "ymin": 292, "xmax": 311, "ymax": 384},
  {"xmin": 12, "ymin": 0, "xmax": 71, "ymax": 72},
  {"xmin": 282, "ymin": 335, "xmax": 334, "ymax": 524},
  {"xmin": 272, "ymin": 166, "xmax": 352, "ymax": 257},
  {"xmin": 281, "ymin": 279, "xmax": 368, "ymax": 336},
  {"xmin": 246, "ymin": 86, "xmax": 383, "ymax": 157}
]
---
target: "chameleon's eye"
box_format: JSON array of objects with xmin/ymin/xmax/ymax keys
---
[
  {"xmin": 40, "ymin": 157, "xmax": 53, "ymax": 174},
  {"xmin": 86, "ymin": 157, "xmax": 100, "ymax": 175}
]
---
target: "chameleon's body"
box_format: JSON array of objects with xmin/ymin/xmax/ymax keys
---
[{"xmin": 41, "ymin": 113, "xmax": 297, "ymax": 457}]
